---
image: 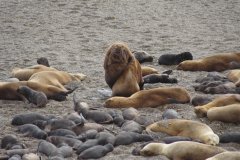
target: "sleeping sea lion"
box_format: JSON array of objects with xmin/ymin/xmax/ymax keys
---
[
  {"xmin": 141, "ymin": 66, "xmax": 158, "ymax": 76},
  {"xmin": 206, "ymin": 151, "xmax": 240, "ymax": 160},
  {"xmin": 158, "ymin": 52, "xmax": 193, "ymax": 65},
  {"xmin": 104, "ymin": 87, "xmax": 190, "ymax": 108},
  {"xmin": 132, "ymin": 51, "xmax": 153, "ymax": 63},
  {"xmin": 104, "ymin": 42, "xmax": 143, "ymax": 97},
  {"xmin": 17, "ymin": 124, "xmax": 47, "ymax": 139},
  {"xmin": 146, "ymin": 119, "xmax": 219, "ymax": 145},
  {"xmin": 143, "ymin": 74, "xmax": 177, "ymax": 84},
  {"xmin": 177, "ymin": 52, "xmax": 240, "ymax": 71}
]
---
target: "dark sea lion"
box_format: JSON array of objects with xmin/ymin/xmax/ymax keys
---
[
  {"xmin": 207, "ymin": 104, "xmax": 240, "ymax": 123},
  {"xmin": 121, "ymin": 120, "xmax": 144, "ymax": 133},
  {"xmin": 72, "ymin": 123, "xmax": 104, "ymax": 135},
  {"xmin": 77, "ymin": 129, "xmax": 98, "ymax": 141},
  {"xmin": 11, "ymin": 112, "xmax": 49, "ymax": 126},
  {"xmin": 162, "ymin": 136, "xmax": 193, "ymax": 144},
  {"xmin": 158, "ymin": 52, "xmax": 193, "ymax": 65},
  {"xmin": 132, "ymin": 51, "xmax": 153, "ymax": 63},
  {"xmin": 194, "ymin": 81, "xmax": 225, "ymax": 92},
  {"xmin": 191, "ymin": 95, "xmax": 212, "ymax": 106},
  {"xmin": 220, "ymin": 132, "xmax": 240, "ymax": 143},
  {"xmin": 78, "ymin": 143, "xmax": 114, "ymax": 160},
  {"xmin": 196, "ymin": 82, "xmax": 236, "ymax": 94},
  {"xmin": 140, "ymin": 141, "xmax": 225, "ymax": 159},
  {"xmin": 108, "ymin": 110, "xmax": 125, "ymax": 127},
  {"xmin": 122, "ymin": 107, "xmax": 139, "ymax": 120},
  {"xmin": 177, "ymin": 52, "xmax": 240, "ymax": 71},
  {"xmin": 104, "ymin": 87, "xmax": 190, "ymax": 108},
  {"xmin": 143, "ymin": 74, "xmax": 177, "ymax": 84},
  {"xmin": 114, "ymin": 131, "xmax": 153, "ymax": 146},
  {"xmin": 46, "ymin": 119, "xmax": 76, "ymax": 131},
  {"xmin": 146, "ymin": 119, "xmax": 219, "ymax": 145},
  {"xmin": 1, "ymin": 135, "xmax": 18, "ymax": 149},
  {"xmin": 47, "ymin": 136, "xmax": 83, "ymax": 149},
  {"xmin": 17, "ymin": 86, "xmax": 48, "ymax": 107},
  {"xmin": 48, "ymin": 129, "xmax": 77, "ymax": 137},
  {"xmin": 75, "ymin": 139, "xmax": 100, "ymax": 154},
  {"xmin": 104, "ymin": 42, "xmax": 143, "ymax": 97},
  {"xmin": 11, "ymin": 65, "xmax": 57, "ymax": 81},
  {"xmin": 141, "ymin": 66, "xmax": 158, "ymax": 76},
  {"xmin": 32, "ymin": 120, "xmax": 48, "ymax": 130},
  {"xmin": 95, "ymin": 131, "xmax": 115, "ymax": 145},
  {"xmin": 133, "ymin": 115, "xmax": 154, "ymax": 127},
  {"xmin": 17, "ymin": 124, "xmax": 47, "ymax": 139},
  {"xmin": 37, "ymin": 57, "xmax": 50, "ymax": 67},
  {"xmin": 162, "ymin": 109, "xmax": 180, "ymax": 119},
  {"xmin": 194, "ymin": 94, "xmax": 240, "ymax": 117},
  {"xmin": 63, "ymin": 112, "xmax": 85, "ymax": 125}
]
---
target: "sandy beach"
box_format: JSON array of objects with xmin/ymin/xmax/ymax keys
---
[{"xmin": 0, "ymin": 0, "xmax": 240, "ymax": 159}]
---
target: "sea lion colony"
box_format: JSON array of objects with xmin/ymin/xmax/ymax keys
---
[{"xmin": 0, "ymin": 43, "xmax": 240, "ymax": 159}]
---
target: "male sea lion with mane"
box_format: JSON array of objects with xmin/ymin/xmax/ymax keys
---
[
  {"xmin": 104, "ymin": 42, "xmax": 143, "ymax": 97},
  {"xmin": 104, "ymin": 87, "xmax": 190, "ymax": 108},
  {"xmin": 177, "ymin": 52, "xmax": 240, "ymax": 71}
]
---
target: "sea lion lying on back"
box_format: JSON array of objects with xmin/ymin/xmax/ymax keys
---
[
  {"xmin": 104, "ymin": 42, "xmax": 143, "ymax": 97},
  {"xmin": 194, "ymin": 94, "xmax": 240, "ymax": 117},
  {"xmin": 140, "ymin": 141, "xmax": 225, "ymax": 160},
  {"xmin": 11, "ymin": 65, "xmax": 57, "ymax": 81},
  {"xmin": 104, "ymin": 87, "xmax": 190, "ymax": 108},
  {"xmin": 146, "ymin": 119, "xmax": 219, "ymax": 145},
  {"xmin": 177, "ymin": 52, "xmax": 240, "ymax": 71}
]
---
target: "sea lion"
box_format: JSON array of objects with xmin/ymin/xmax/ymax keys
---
[
  {"xmin": 219, "ymin": 132, "xmax": 240, "ymax": 143},
  {"xmin": 95, "ymin": 132, "xmax": 115, "ymax": 145},
  {"xmin": 72, "ymin": 123, "xmax": 104, "ymax": 135},
  {"xmin": 122, "ymin": 107, "xmax": 139, "ymax": 120},
  {"xmin": 47, "ymin": 136, "xmax": 83, "ymax": 149},
  {"xmin": 177, "ymin": 52, "xmax": 240, "ymax": 71},
  {"xmin": 48, "ymin": 129, "xmax": 77, "ymax": 137},
  {"xmin": 162, "ymin": 136, "xmax": 193, "ymax": 144},
  {"xmin": 17, "ymin": 124, "xmax": 47, "ymax": 139},
  {"xmin": 207, "ymin": 104, "xmax": 240, "ymax": 123},
  {"xmin": 194, "ymin": 94, "xmax": 240, "ymax": 117},
  {"xmin": 37, "ymin": 57, "xmax": 50, "ymax": 67},
  {"xmin": 146, "ymin": 119, "xmax": 219, "ymax": 145},
  {"xmin": 78, "ymin": 143, "xmax": 114, "ymax": 160},
  {"xmin": 228, "ymin": 69, "xmax": 240, "ymax": 87},
  {"xmin": 104, "ymin": 87, "xmax": 190, "ymax": 108},
  {"xmin": 75, "ymin": 139, "xmax": 101, "ymax": 154},
  {"xmin": 29, "ymin": 70, "xmax": 86, "ymax": 90},
  {"xmin": 158, "ymin": 52, "xmax": 193, "ymax": 65},
  {"xmin": 121, "ymin": 120, "xmax": 143, "ymax": 133},
  {"xmin": 17, "ymin": 86, "xmax": 48, "ymax": 107},
  {"xmin": 140, "ymin": 141, "xmax": 225, "ymax": 159},
  {"xmin": 191, "ymin": 95, "xmax": 212, "ymax": 106},
  {"xmin": 132, "ymin": 51, "xmax": 153, "ymax": 63},
  {"xmin": 108, "ymin": 110, "xmax": 125, "ymax": 127},
  {"xmin": 206, "ymin": 151, "xmax": 240, "ymax": 160},
  {"xmin": 77, "ymin": 129, "xmax": 98, "ymax": 142},
  {"xmin": 143, "ymin": 74, "xmax": 177, "ymax": 84},
  {"xmin": 114, "ymin": 131, "xmax": 153, "ymax": 146},
  {"xmin": 45, "ymin": 119, "xmax": 76, "ymax": 131},
  {"xmin": 11, "ymin": 65, "xmax": 57, "ymax": 81},
  {"xmin": 63, "ymin": 112, "xmax": 85, "ymax": 125},
  {"xmin": 1, "ymin": 135, "xmax": 18, "ymax": 149},
  {"xmin": 162, "ymin": 109, "xmax": 180, "ymax": 119},
  {"xmin": 141, "ymin": 66, "xmax": 158, "ymax": 76},
  {"xmin": 104, "ymin": 42, "xmax": 143, "ymax": 97}
]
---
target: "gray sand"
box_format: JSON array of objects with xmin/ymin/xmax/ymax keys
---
[{"xmin": 1, "ymin": 0, "xmax": 240, "ymax": 159}]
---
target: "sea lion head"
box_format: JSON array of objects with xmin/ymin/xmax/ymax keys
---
[
  {"xmin": 17, "ymin": 86, "xmax": 32, "ymax": 96},
  {"xmin": 37, "ymin": 57, "xmax": 50, "ymax": 67},
  {"xmin": 104, "ymin": 97, "xmax": 127, "ymax": 108},
  {"xmin": 201, "ymin": 133, "xmax": 219, "ymax": 146},
  {"xmin": 194, "ymin": 106, "xmax": 208, "ymax": 118},
  {"xmin": 140, "ymin": 143, "xmax": 165, "ymax": 156},
  {"xmin": 177, "ymin": 60, "xmax": 194, "ymax": 70},
  {"xmin": 178, "ymin": 52, "xmax": 193, "ymax": 62}
]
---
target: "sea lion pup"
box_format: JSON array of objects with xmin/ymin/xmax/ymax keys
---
[
  {"xmin": 1, "ymin": 135, "xmax": 18, "ymax": 149},
  {"xmin": 146, "ymin": 119, "xmax": 219, "ymax": 145},
  {"xmin": 191, "ymin": 95, "xmax": 213, "ymax": 106},
  {"xmin": 104, "ymin": 42, "xmax": 143, "ymax": 97},
  {"xmin": 158, "ymin": 52, "xmax": 193, "ymax": 65},
  {"xmin": 104, "ymin": 87, "xmax": 190, "ymax": 108},
  {"xmin": 227, "ymin": 69, "xmax": 240, "ymax": 86},
  {"xmin": 143, "ymin": 74, "xmax": 177, "ymax": 84},
  {"xmin": 47, "ymin": 136, "xmax": 83, "ymax": 149},
  {"xmin": 162, "ymin": 109, "xmax": 180, "ymax": 119},
  {"xmin": 121, "ymin": 120, "xmax": 144, "ymax": 133},
  {"xmin": 72, "ymin": 123, "xmax": 104, "ymax": 135},
  {"xmin": 141, "ymin": 66, "xmax": 158, "ymax": 76},
  {"xmin": 17, "ymin": 124, "xmax": 47, "ymax": 139},
  {"xmin": 122, "ymin": 107, "xmax": 139, "ymax": 120},
  {"xmin": 78, "ymin": 143, "xmax": 114, "ymax": 160},
  {"xmin": 194, "ymin": 94, "xmax": 240, "ymax": 117},
  {"xmin": 45, "ymin": 119, "xmax": 76, "ymax": 131},
  {"xmin": 11, "ymin": 65, "xmax": 57, "ymax": 81},
  {"xmin": 48, "ymin": 129, "xmax": 77, "ymax": 137},
  {"xmin": 140, "ymin": 141, "xmax": 225, "ymax": 159},
  {"xmin": 207, "ymin": 104, "xmax": 240, "ymax": 123},
  {"xmin": 219, "ymin": 132, "xmax": 240, "ymax": 143},
  {"xmin": 37, "ymin": 57, "xmax": 50, "ymax": 67},
  {"xmin": 114, "ymin": 131, "xmax": 153, "ymax": 146},
  {"xmin": 206, "ymin": 151, "xmax": 240, "ymax": 160},
  {"xmin": 108, "ymin": 110, "xmax": 125, "ymax": 127},
  {"xmin": 132, "ymin": 51, "xmax": 153, "ymax": 63},
  {"xmin": 28, "ymin": 70, "xmax": 86, "ymax": 90},
  {"xmin": 177, "ymin": 52, "xmax": 240, "ymax": 71},
  {"xmin": 17, "ymin": 86, "xmax": 48, "ymax": 107}
]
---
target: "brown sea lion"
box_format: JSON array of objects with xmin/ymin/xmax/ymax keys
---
[
  {"xmin": 206, "ymin": 151, "xmax": 240, "ymax": 160},
  {"xmin": 177, "ymin": 52, "xmax": 240, "ymax": 71},
  {"xmin": 146, "ymin": 119, "xmax": 219, "ymax": 145},
  {"xmin": 11, "ymin": 65, "xmax": 57, "ymax": 81},
  {"xmin": 194, "ymin": 94, "xmax": 240, "ymax": 117},
  {"xmin": 207, "ymin": 104, "xmax": 240, "ymax": 123},
  {"xmin": 228, "ymin": 69, "xmax": 240, "ymax": 86},
  {"xmin": 104, "ymin": 42, "xmax": 143, "ymax": 97},
  {"xmin": 141, "ymin": 66, "xmax": 158, "ymax": 76},
  {"xmin": 104, "ymin": 87, "xmax": 190, "ymax": 108},
  {"xmin": 140, "ymin": 141, "xmax": 225, "ymax": 159}
]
